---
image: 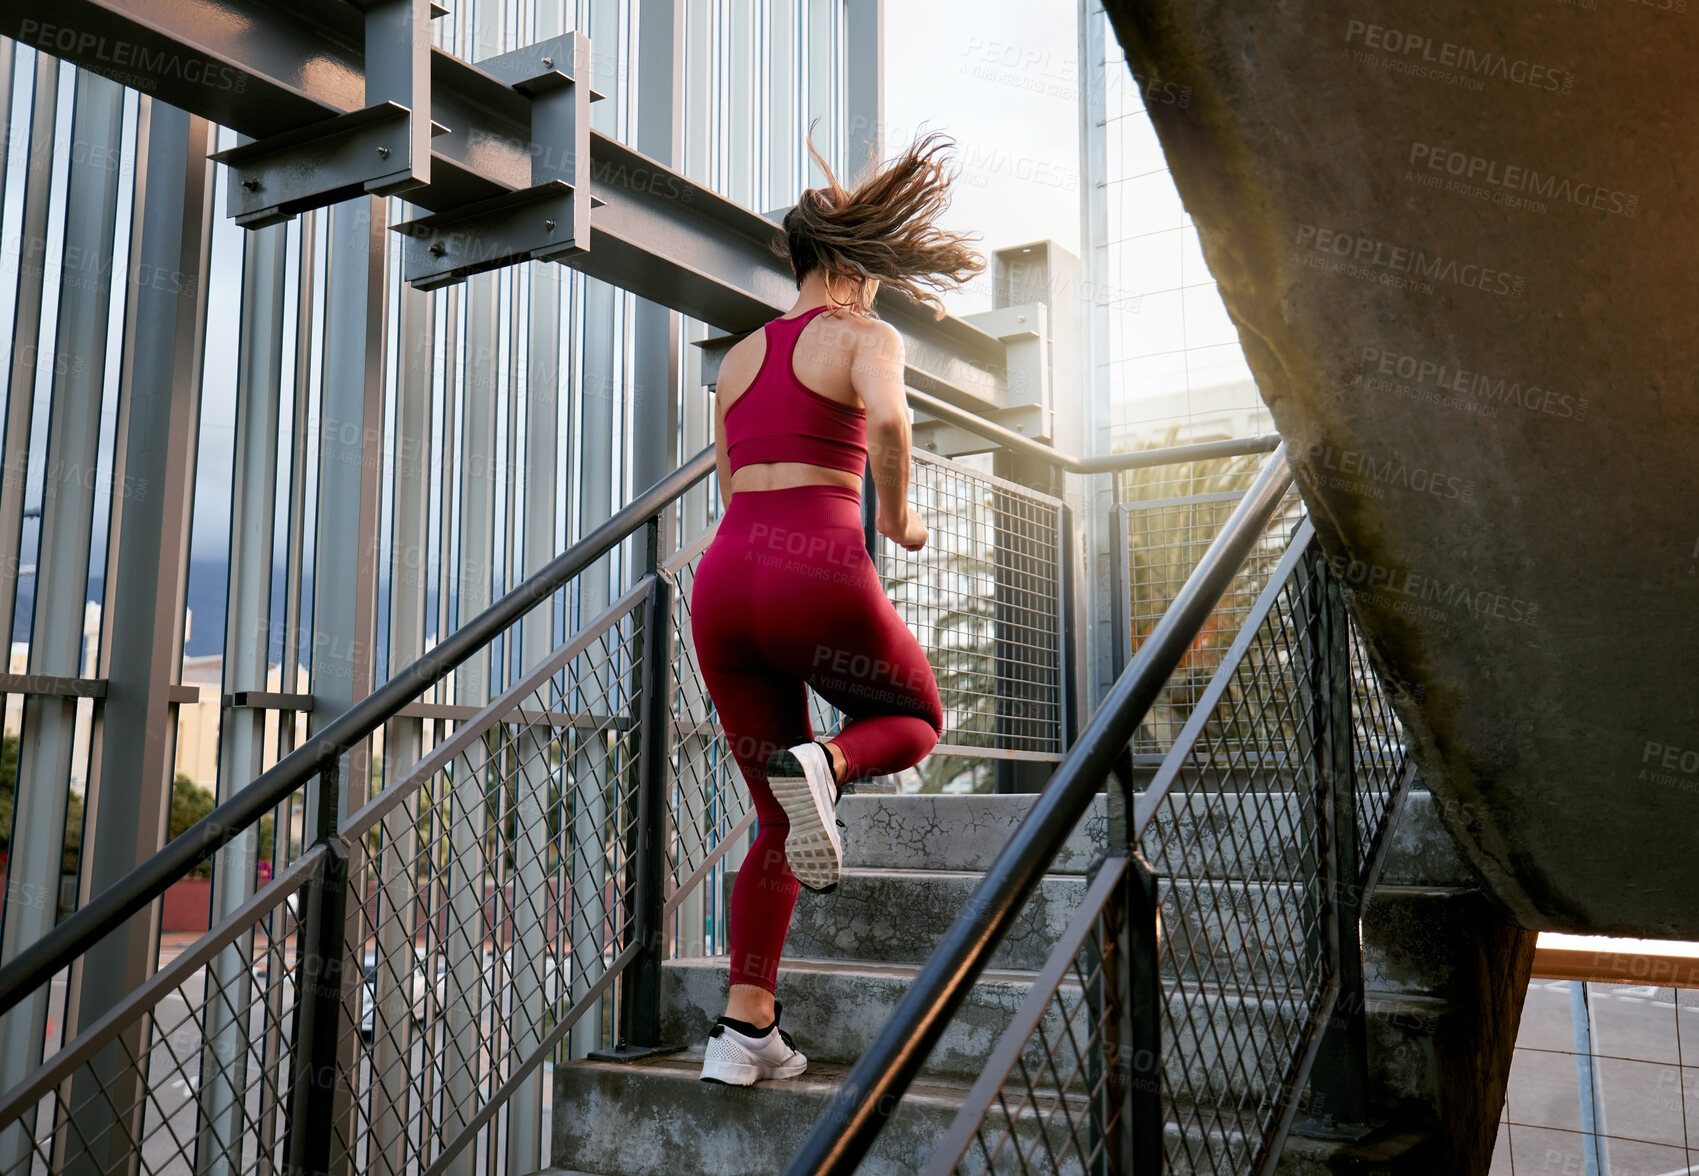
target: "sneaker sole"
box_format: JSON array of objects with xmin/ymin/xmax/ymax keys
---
[
  {"xmin": 698, "ymin": 1053, "xmax": 809, "ymax": 1085},
  {"xmin": 768, "ymin": 745, "xmax": 842, "ymax": 891}
]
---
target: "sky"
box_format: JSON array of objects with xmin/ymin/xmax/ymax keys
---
[{"xmin": 882, "ymin": 0, "xmax": 1084, "ymax": 319}]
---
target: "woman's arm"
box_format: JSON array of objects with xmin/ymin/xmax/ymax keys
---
[
  {"xmin": 851, "ymin": 319, "xmax": 927, "ymax": 551},
  {"xmin": 713, "ymin": 385, "xmax": 731, "ymax": 511}
]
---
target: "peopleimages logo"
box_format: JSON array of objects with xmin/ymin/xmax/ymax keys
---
[
  {"xmin": 1293, "ymin": 224, "xmax": 1527, "ymax": 299},
  {"xmin": 16, "ymin": 19, "xmax": 250, "ymax": 93},
  {"xmin": 1325, "ymin": 553, "xmax": 1540, "ymax": 626},
  {"xmin": 1343, "ymin": 21, "xmax": 1577, "ymax": 93},
  {"xmin": 1408, "ymin": 143, "xmax": 1639, "ymax": 218},
  {"xmin": 1302, "ymin": 443, "xmax": 1475, "ymax": 503},
  {"xmin": 1357, "ymin": 346, "xmax": 1591, "ymax": 421}
]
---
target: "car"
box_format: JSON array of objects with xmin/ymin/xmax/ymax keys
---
[
  {"xmin": 357, "ymin": 944, "xmax": 566, "ymax": 1039},
  {"xmin": 358, "ymin": 946, "xmax": 437, "ymax": 1039}
]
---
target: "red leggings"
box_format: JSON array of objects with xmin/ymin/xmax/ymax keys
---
[{"xmin": 689, "ymin": 483, "xmax": 944, "ymax": 991}]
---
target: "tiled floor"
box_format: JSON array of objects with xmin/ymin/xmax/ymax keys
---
[{"xmin": 1491, "ymin": 979, "xmax": 1699, "ymax": 1176}]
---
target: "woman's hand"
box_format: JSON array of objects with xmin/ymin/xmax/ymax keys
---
[{"xmin": 877, "ymin": 507, "xmax": 928, "ymax": 552}]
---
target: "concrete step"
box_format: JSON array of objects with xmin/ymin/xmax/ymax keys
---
[
  {"xmin": 1161, "ymin": 1101, "xmax": 1440, "ymax": 1176},
  {"xmin": 1137, "ymin": 790, "xmax": 1320, "ymax": 881},
  {"xmin": 836, "ymin": 789, "xmax": 1413, "ymax": 882},
  {"xmin": 1162, "ymin": 987, "xmax": 1460, "ymax": 1109},
  {"xmin": 546, "ymin": 1043, "xmax": 1436, "ymax": 1176},
  {"xmin": 1155, "ymin": 878, "xmax": 1477, "ymax": 997},
  {"xmin": 1274, "ymin": 1124, "xmax": 1442, "ymax": 1175},
  {"xmin": 661, "ymin": 955, "xmax": 1065, "ymax": 1082},
  {"xmin": 734, "ymin": 864, "xmax": 1466, "ymax": 992},
  {"xmin": 549, "ymin": 985, "xmax": 1450, "ymax": 1176},
  {"xmin": 1360, "ymin": 885, "xmax": 1500, "ymax": 1001},
  {"xmin": 728, "ymin": 866, "xmax": 1088, "ymax": 971},
  {"xmin": 572, "ymin": 780, "xmax": 1482, "ymax": 1176},
  {"xmin": 838, "ymin": 792, "xmax": 1106, "ymax": 874},
  {"xmin": 1375, "ymin": 790, "xmax": 1473, "ymax": 888},
  {"xmin": 662, "ymin": 957, "xmax": 1458, "ymax": 1112},
  {"xmin": 548, "ymin": 1044, "xmax": 1090, "ymax": 1176}
]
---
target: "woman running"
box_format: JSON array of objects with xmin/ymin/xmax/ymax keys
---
[{"xmin": 690, "ymin": 126, "xmax": 985, "ymax": 1085}]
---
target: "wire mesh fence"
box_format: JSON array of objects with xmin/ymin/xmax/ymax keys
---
[
  {"xmin": 1347, "ymin": 625, "xmax": 1409, "ymax": 879},
  {"xmin": 891, "ymin": 451, "xmax": 1067, "ymax": 767},
  {"xmin": 1142, "ymin": 532, "xmax": 1329, "ymax": 1176},
  {"xmin": 927, "ymin": 859, "xmax": 1128, "ymax": 1176},
  {"xmin": 326, "ymin": 580, "xmax": 651, "ymax": 1176},
  {"xmin": 0, "ymin": 579, "xmax": 655, "ymax": 1176},
  {"xmin": 0, "ymin": 853, "xmax": 313, "ymax": 1176},
  {"xmin": 1113, "ymin": 479, "xmax": 1307, "ymax": 758}
]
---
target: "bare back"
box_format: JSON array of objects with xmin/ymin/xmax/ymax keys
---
[{"xmin": 717, "ymin": 308, "xmax": 868, "ymax": 493}]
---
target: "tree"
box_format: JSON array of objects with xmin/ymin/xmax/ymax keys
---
[
  {"xmin": 171, "ymin": 773, "xmax": 217, "ymax": 878},
  {"xmin": 0, "ymin": 733, "xmax": 17, "ymax": 856}
]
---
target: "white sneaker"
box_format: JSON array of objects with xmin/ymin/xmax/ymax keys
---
[
  {"xmin": 768, "ymin": 741, "xmax": 844, "ymax": 892},
  {"xmin": 697, "ymin": 1000, "xmax": 807, "ymax": 1085}
]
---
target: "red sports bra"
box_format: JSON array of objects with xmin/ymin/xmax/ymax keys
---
[{"xmin": 722, "ymin": 304, "xmax": 868, "ymax": 477}]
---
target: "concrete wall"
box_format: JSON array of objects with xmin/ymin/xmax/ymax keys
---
[{"xmin": 1101, "ymin": 0, "xmax": 1699, "ymax": 937}]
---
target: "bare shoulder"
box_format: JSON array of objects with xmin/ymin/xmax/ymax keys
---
[
  {"xmin": 724, "ymin": 323, "xmax": 769, "ymax": 366},
  {"xmin": 715, "ymin": 324, "xmax": 769, "ymax": 398},
  {"xmin": 851, "ymin": 314, "xmax": 903, "ymax": 351},
  {"xmin": 833, "ymin": 314, "xmax": 903, "ymax": 368}
]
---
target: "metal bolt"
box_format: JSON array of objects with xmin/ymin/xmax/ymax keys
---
[
  {"xmin": 241, "ymin": 178, "xmax": 260, "ymax": 191},
  {"xmin": 544, "ymin": 219, "xmax": 556, "ymax": 231},
  {"xmin": 377, "ymin": 146, "xmax": 391, "ymax": 159},
  {"xmin": 428, "ymin": 242, "xmax": 446, "ymax": 258},
  {"xmin": 542, "ymin": 56, "xmax": 554, "ymax": 67}
]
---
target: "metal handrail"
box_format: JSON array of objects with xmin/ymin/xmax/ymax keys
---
[
  {"xmin": 781, "ymin": 443, "xmax": 1294, "ymax": 1176},
  {"xmin": 908, "ymin": 385, "xmax": 1278, "ymax": 473}
]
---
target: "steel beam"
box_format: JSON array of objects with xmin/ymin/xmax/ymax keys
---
[{"xmin": 0, "ymin": 0, "xmax": 1016, "ymax": 414}]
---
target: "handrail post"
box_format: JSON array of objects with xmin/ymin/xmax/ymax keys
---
[
  {"xmin": 1125, "ymin": 858, "xmax": 1164, "ymax": 1173},
  {"xmin": 595, "ymin": 514, "xmax": 686, "ymax": 1061},
  {"xmin": 1294, "ymin": 543, "xmax": 1374, "ymax": 1139},
  {"xmin": 285, "ymin": 760, "xmax": 352, "ymax": 1176},
  {"xmin": 1094, "ymin": 748, "xmax": 1140, "ymax": 1175},
  {"xmin": 1101, "ymin": 748, "xmax": 1160, "ymax": 1172},
  {"xmin": 1059, "ymin": 501, "xmax": 1080, "ymax": 751}
]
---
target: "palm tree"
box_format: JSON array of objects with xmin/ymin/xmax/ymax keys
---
[{"xmin": 1115, "ymin": 426, "xmax": 1303, "ymax": 754}]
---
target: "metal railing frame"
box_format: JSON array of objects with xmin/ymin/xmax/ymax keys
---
[{"xmin": 0, "ymin": 411, "xmax": 1253, "ymax": 1174}]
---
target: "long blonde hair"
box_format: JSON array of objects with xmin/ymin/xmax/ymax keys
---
[{"xmin": 775, "ymin": 122, "xmax": 987, "ymax": 319}]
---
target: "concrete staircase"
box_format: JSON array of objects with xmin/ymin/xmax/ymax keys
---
[{"xmin": 543, "ymin": 779, "xmax": 1530, "ymax": 1175}]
